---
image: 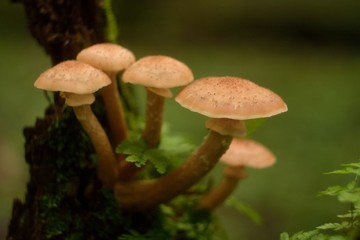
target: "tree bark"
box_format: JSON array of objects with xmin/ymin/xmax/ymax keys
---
[
  {"xmin": 19, "ymin": 0, "xmax": 107, "ymax": 64},
  {"xmin": 6, "ymin": 1, "xmax": 150, "ymax": 239}
]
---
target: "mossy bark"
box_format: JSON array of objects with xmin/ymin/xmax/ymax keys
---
[{"xmin": 6, "ymin": 1, "xmax": 155, "ymax": 239}]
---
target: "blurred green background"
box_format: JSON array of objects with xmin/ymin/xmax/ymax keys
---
[{"xmin": 1, "ymin": 0, "xmax": 360, "ymax": 239}]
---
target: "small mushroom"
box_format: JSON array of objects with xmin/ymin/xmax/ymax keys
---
[
  {"xmin": 34, "ymin": 60, "xmax": 118, "ymax": 189},
  {"xmin": 197, "ymin": 138, "xmax": 275, "ymax": 210},
  {"xmin": 122, "ymin": 55, "xmax": 194, "ymax": 148},
  {"xmin": 76, "ymin": 43, "xmax": 135, "ymax": 147},
  {"xmin": 114, "ymin": 76, "xmax": 287, "ymax": 211}
]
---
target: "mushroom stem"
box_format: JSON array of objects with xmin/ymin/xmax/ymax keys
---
[
  {"xmin": 116, "ymin": 89, "xmax": 165, "ymax": 181},
  {"xmin": 117, "ymin": 160, "xmax": 141, "ymax": 181},
  {"xmin": 101, "ymin": 71, "xmax": 128, "ymax": 147},
  {"xmin": 197, "ymin": 175, "xmax": 242, "ymax": 210},
  {"xmin": 73, "ymin": 104, "xmax": 118, "ymax": 189},
  {"xmin": 142, "ymin": 89, "xmax": 165, "ymax": 148},
  {"xmin": 114, "ymin": 131, "xmax": 232, "ymax": 211}
]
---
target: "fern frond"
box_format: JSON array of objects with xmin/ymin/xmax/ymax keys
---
[{"xmin": 281, "ymin": 161, "xmax": 360, "ymax": 240}]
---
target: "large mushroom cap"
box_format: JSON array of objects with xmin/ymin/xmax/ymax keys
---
[
  {"xmin": 221, "ymin": 138, "xmax": 276, "ymax": 169},
  {"xmin": 122, "ymin": 55, "xmax": 194, "ymax": 89},
  {"xmin": 76, "ymin": 43, "xmax": 135, "ymax": 72},
  {"xmin": 175, "ymin": 76, "xmax": 288, "ymax": 120},
  {"xmin": 34, "ymin": 60, "xmax": 111, "ymax": 94}
]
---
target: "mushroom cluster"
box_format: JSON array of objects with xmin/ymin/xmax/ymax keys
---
[{"xmin": 34, "ymin": 42, "xmax": 288, "ymax": 213}]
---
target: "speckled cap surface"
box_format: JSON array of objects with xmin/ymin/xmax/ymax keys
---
[
  {"xmin": 34, "ymin": 60, "xmax": 111, "ymax": 94},
  {"xmin": 175, "ymin": 76, "xmax": 288, "ymax": 120},
  {"xmin": 122, "ymin": 55, "xmax": 194, "ymax": 89},
  {"xmin": 76, "ymin": 43, "xmax": 135, "ymax": 72}
]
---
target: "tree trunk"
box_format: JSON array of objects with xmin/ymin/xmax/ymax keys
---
[{"xmin": 6, "ymin": 1, "xmax": 154, "ymax": 239}]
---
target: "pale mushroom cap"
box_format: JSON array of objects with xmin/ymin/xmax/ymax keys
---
[
  {"xmin": 220, "ymin": 139, "xmax": 276, "ymax": 169},
  {"xmin": 205, "ymin": 118, "xmax": 247, "ymax": 138},
  {"xmin": 34, "ymin": 60, "xmax": 111, "ymax": 94},
  {"xmin": 175, "ymin": 76, "xmax": 288, "ymax": 120},
  {"xmin": 76, "ymin": 43, "xmax": 136, "ymax": 72},
  {"xmin": 122, "ymin": 55, "xmax": 194, "ymax": 89}
]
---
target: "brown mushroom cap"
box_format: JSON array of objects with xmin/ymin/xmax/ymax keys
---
[
  {"xmin": 34, "ymin": 60, "xmax": 111, "ymax": 94},
  {"xmin": 122, "ymin": 55, "xmax": 194, "ymax": 89},
  {"xmin": 175, "ymin": 76, "xmax": 288, "ymax": 120},
  {"xmin": 76, "ymin": 43, "xmax": 135, "ymax": 72},
  {"xmin": 220, "ymin": 139, "xmax": 276, "ymax": 169}
]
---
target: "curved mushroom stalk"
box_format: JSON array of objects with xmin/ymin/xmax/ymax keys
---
[
  {"xmin": 101, "ymin": 71, "xmax": 128, "ymax": 146},
  {"xmin": 115, "ymin": 88, "xmax": 165, "ymax": 181},
  {"xmin": 197, "ymin": 166, "xmax": 247, "ymax": 210},
  {"xmin": 116, "ymin": 88, "xmax": 166, "ymax": 181},
  {"xmin": 76, "ymin": 43, "xmax": 136, "ymax": 147},
  {"xmin": 119, "ymin": 55, "xmax": 194, "ymax": 180},
  {"xmin": 197, "ymin": 138, "xmax": 276, "ymax": 210},
  {"xmin": 73, "ymin": 104, "xmax": 118, "ymax": 189},
  {"xmin": 122, "ymin": 55, "xmax": 194, "ymax": 148},
  {"xmin": 33, "ymin": 60, "xmax": 117, "ymax": 188},
  {"xmin": 114, "ymin": 131, "xmax": 232, "ymax": 211},
  {"xmin": 197, "ymin": 176, "xmax": 239, "ymax": 210}
]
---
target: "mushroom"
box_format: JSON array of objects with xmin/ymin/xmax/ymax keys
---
[
  {"xmin": 176, "ymin": 76, "xmax": 288, "ymax": 120},
  {"xmin": 122, "ymin": 55, "xmax": 194, "ymax": 148},
  {"xmin": 205, "ymin": 118, "xmax": 247, "ymax": 138},
  {"xmin": 197, "ymin": 138, "xmax": 276, "ymax": 210},
  {"xmin": 76, "ymin": 43, "xmax": 135, "ymax": 147},
  {"xmin": 34, "ymin": 60, "xmax": 118, "ymax": 189},
  {"xmin": 114, "ymin": 76, "xmax": 287, "ymax": 211}
]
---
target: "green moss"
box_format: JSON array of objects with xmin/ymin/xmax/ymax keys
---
[
  {"xmin": 32, "ymin": 106, "xmax": 175, "ymax": 239},
  {"xmin": 27, "ymin": 106, "xmax": 217, "ymax": 240}
]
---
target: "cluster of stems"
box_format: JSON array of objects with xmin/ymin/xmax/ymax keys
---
[
  {"xmin": 60, "ymin": 44, "xmax": 232, "ymax": 211},
  {"xmin": 36, "ymin": 43, "xmax": 286, "ymax": 213}
]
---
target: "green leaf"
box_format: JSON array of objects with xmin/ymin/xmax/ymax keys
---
[
  {"xmin": 116, "ymin": 127, "xmax": 195, "ymax": 174},
  {"xmin": 124, "ymin": 155, "xmax": 146, "ymax": 167},
  {"xmin": 316, "ymin": 223, "xmax": 342, "ymax": 230},
  {"xmin": 337, "ymin": 208, "xmax": 360, "ymax": 218},
  {"xmin": 326, "ymin": 168, "xmax": 360, "ymax": 176},
  {"xmin": 225, "ymin": 196, "xmax": 262, "ymax": 225},
  {"xmin": 327, "ymin": 236, "xmax": 353, "ymax": 240},
  {"xmin": 280, "ymin": 232, "xmax": 290, "ymax": 240},
  {"xmin": 325, "ymin": 162, "xmax": 360, "ymax": 176},
  {"xmin": 103, "ymin": 0, "xmax": 118, "ymax": 43},
  {"xmin": 144, "ymin": 149, "xmax": 169, "ymax": 174},
  {"xmin": 341, "ymin": 162, "xmax": 360, "ymax": 168},
  {"xmin": 290, "ymin": 230, "xmax": 320, "ymax": 240},
  {"xmin": 160, "ymin": 205, "xmax": 175, "ymax": 216},
  {"xmin": 116, "ymin": 140, "xmax": 146, "ymax": 156},
  {"xmin": 319, "ymin": 185, "xmax": 347, "ymax": 197},
  {"xmin": 337, "ymin": 190, "xmax": 360, "ymax": 203},
  {"xmin": 283, "ymin": 162, "xmax": 360, "ymax": 240},
  {"xmin": 316, "ymin": 221, "xmax": 353, "ymax": 231}
]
